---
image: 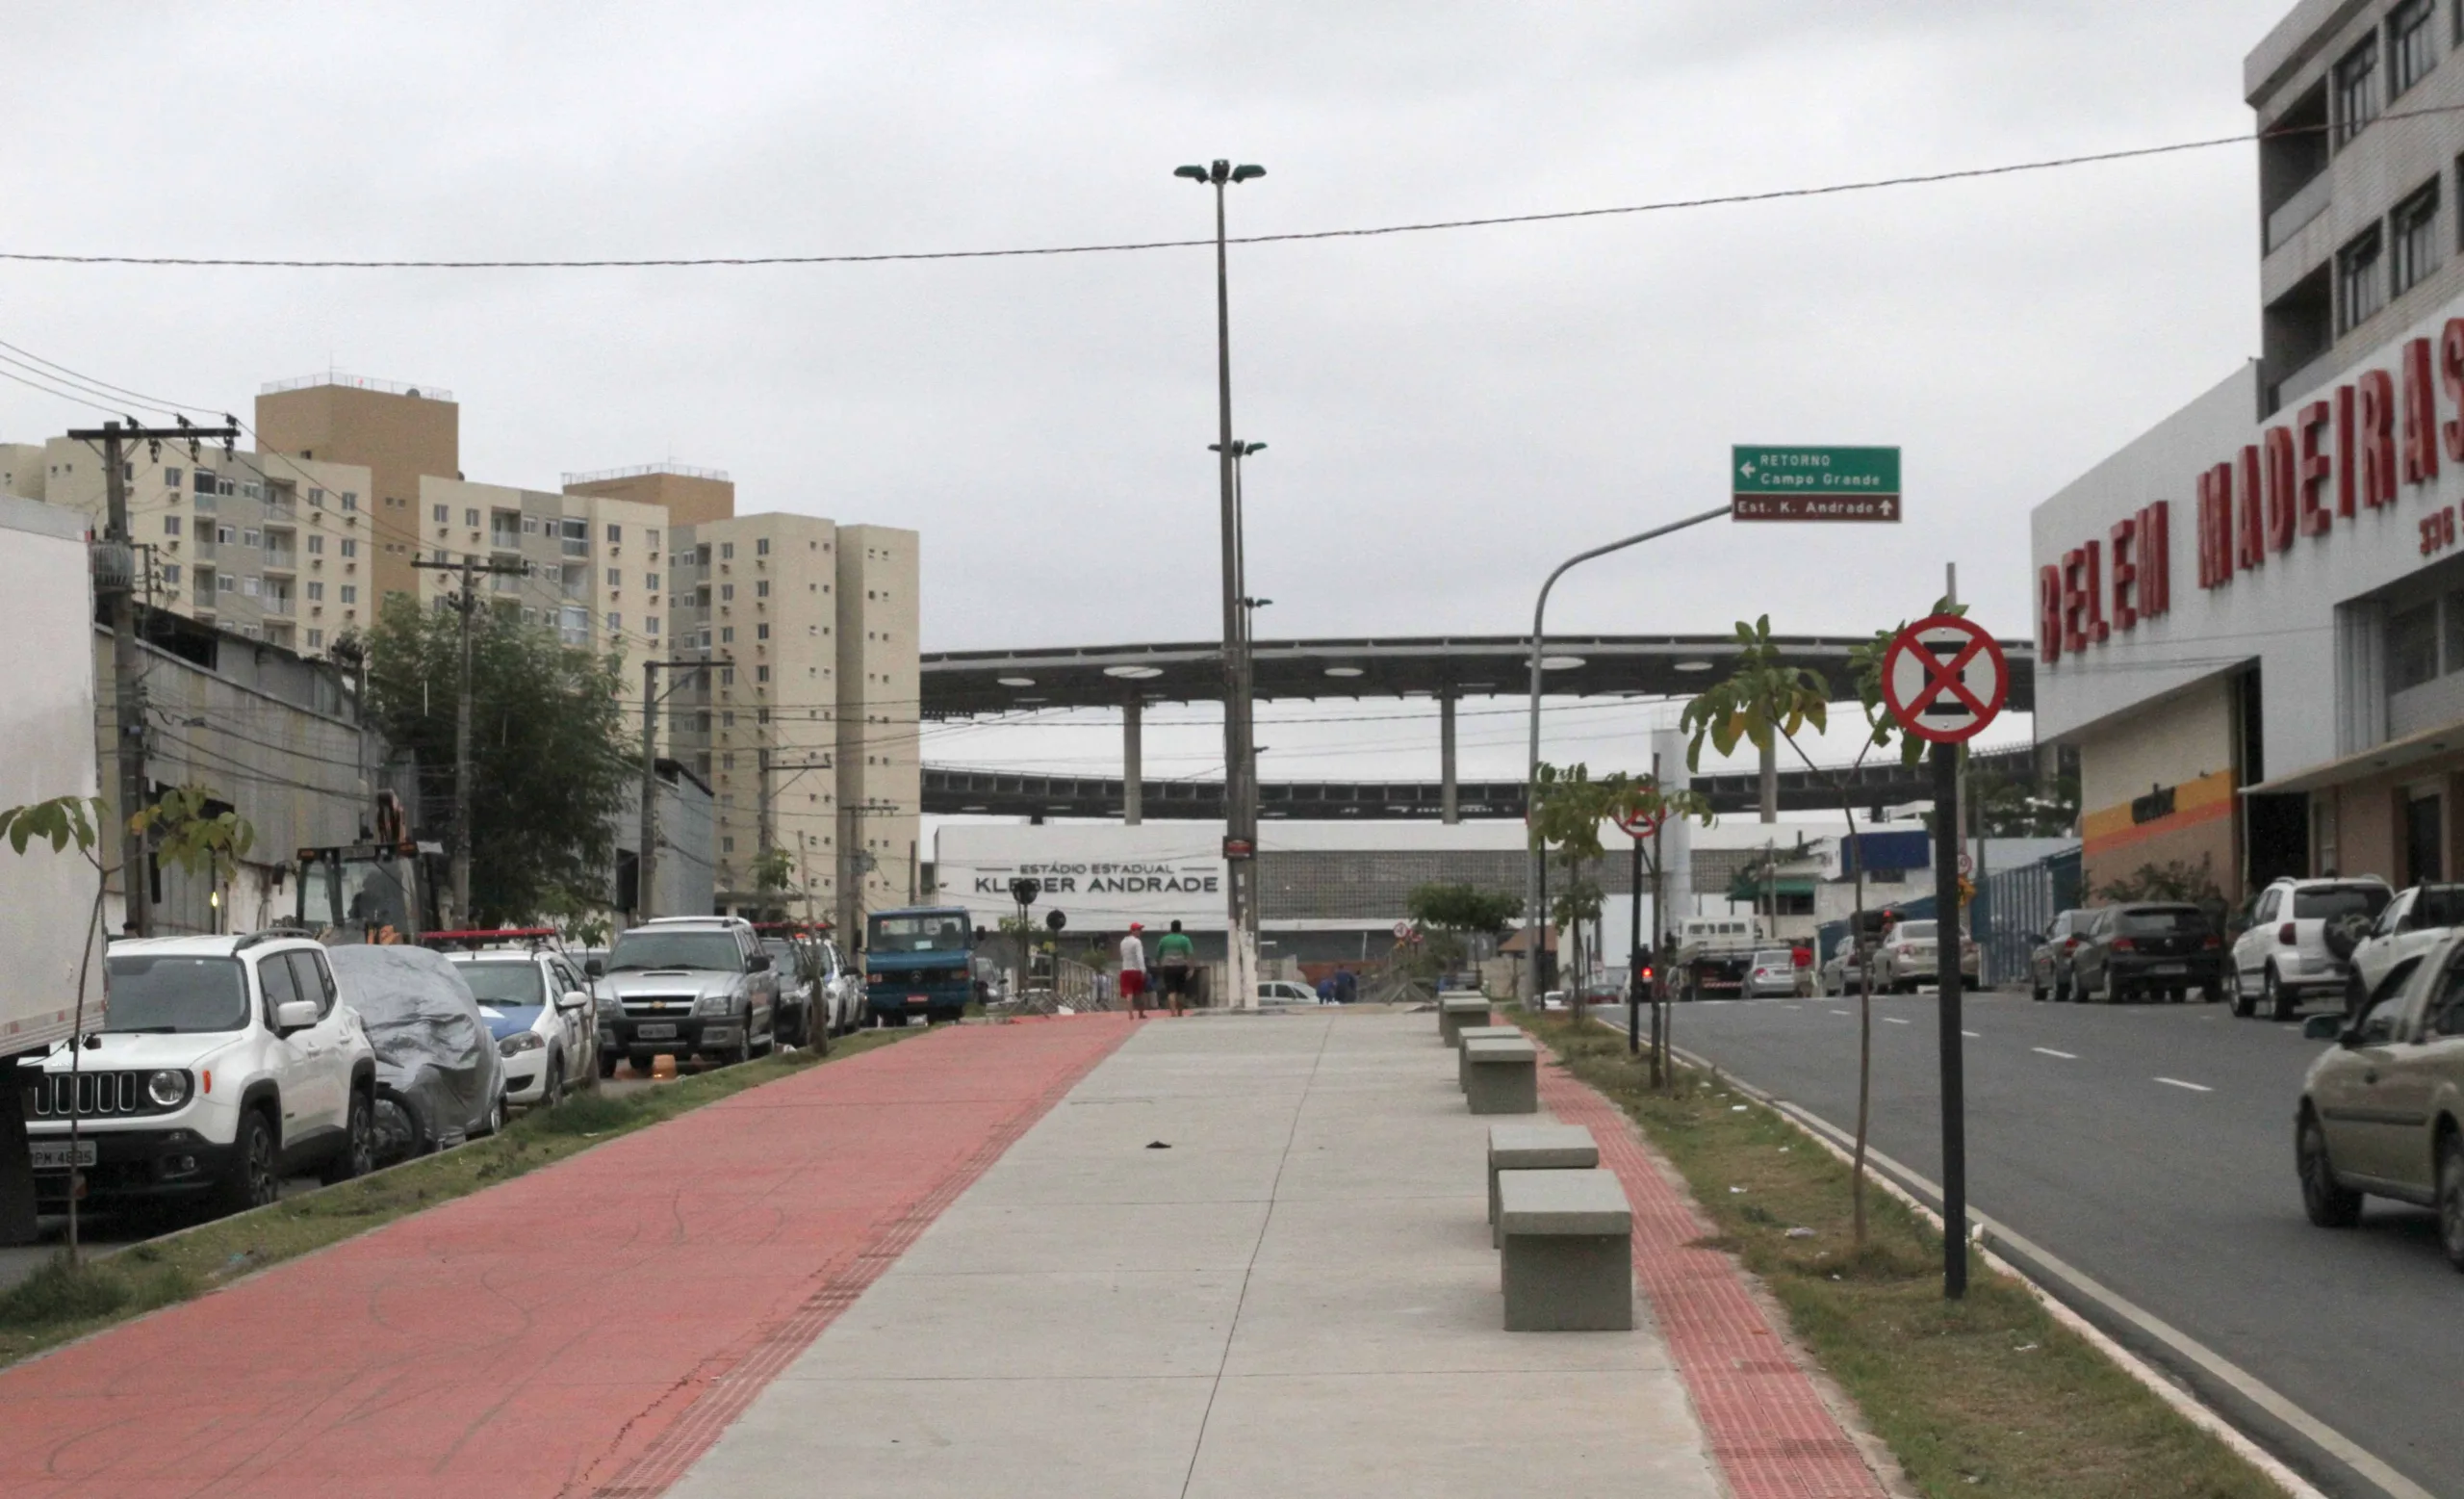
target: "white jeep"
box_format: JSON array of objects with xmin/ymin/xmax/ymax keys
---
[{"xmin": 21, "ymin": 933, "xmax": 378, "ymax": 1217}]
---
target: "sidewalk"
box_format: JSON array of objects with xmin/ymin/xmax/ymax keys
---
[
  {"xmin": 0, "ymin": 1018, "xmax": 1132, "ymax": 1499},
  {"xmin": 665, "ymin": 1009, "xmax": 1828, "ymax": 1498}
]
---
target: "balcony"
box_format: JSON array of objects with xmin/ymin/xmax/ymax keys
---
[
  {"xmin": 2266, "ymin": 171, "xmax": 2331, "ymax": 254},
  {"xmin": 263, "ymin": 549, "xmax": 296, "ymax": 573}
]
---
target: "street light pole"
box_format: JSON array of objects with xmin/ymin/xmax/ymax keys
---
[
  {"xmin": 1178, "ymin": 156, "xmax": 1266, "ymax": 1009},
  {"xmin": 1520, "ymin": 504, "xmax": 1730, "ymax": 1008}
]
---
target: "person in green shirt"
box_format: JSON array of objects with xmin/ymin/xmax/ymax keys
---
[{"xmin": 1155, "ymin": 920, "xmax": 1196, "ymax": 1017}]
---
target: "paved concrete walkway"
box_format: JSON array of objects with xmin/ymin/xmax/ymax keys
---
[{"xmin": 668, "ymin": 1011, "xmax": 1727, "ymax": 1498}]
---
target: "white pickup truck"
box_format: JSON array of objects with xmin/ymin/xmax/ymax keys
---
[{"xmin": 1674, "ymin": 917, "xmax": 1768, "ymax": 1000}]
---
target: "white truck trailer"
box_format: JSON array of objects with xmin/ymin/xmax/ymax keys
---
[{"xmin": 0, "ymin": 495, "xmax": 105, "ymax": 1241}]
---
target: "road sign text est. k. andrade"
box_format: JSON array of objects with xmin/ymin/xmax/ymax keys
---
[{"xmin": 1732, "ymin": 445, "xmax": 1902, "ymax": 522}]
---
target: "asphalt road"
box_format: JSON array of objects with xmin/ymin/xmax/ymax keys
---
[{"xmin": 1608, "ymin": 988, "xmax": 2459, "ymax": 1498}]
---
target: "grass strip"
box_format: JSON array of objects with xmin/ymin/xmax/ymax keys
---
[
  {"xmin": 1515, "ymin": 1011, "xmax": 2285, "ymax": 1499},
  {"xmin": 0, "ymin": 1027, "xmax": 917, "ymax": 1369}
]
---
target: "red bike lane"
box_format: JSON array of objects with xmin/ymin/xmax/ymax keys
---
[{"xmin": 0, "ymin": 1016, "xmax": 1132, "ymax": 1499}]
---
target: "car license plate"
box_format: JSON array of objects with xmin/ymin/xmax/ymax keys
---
[
  {"xmin": 2150, "ymin": 963, "xmax": 2189, "ymax": 975},
  {"xmin": 636, "ymin": 1023, "xmax": 678, "ymax": 1041},
  {"xmin": 906, "ymin": 995, "xmax": 929, "ymax": 1006},
  {"xmin": 30, "ymin": 1140, "xmax": 96, "ymax": 1170}
]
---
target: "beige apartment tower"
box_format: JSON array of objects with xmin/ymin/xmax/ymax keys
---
[
  {"xmin": 254, "ymin": 375, "xmax": 459, "ymax": 611},
  {"xmin": 835, "ymin": 525, "xmax": 921, "ymax": 941},
  {"xmin": 563, "ymin": 465, "xmax": 735, "ymax": 530}
]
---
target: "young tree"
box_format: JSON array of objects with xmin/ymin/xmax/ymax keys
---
[
  {"xmin": 359, "ymin": 599, "xmax": 634, "ymax": 927},
  {"xmin": 1680, "ymin": 608, "xmax": 1959, "ymax": 1244},
  {"xmin": 1527, "ymin": 763, "xmax": 1711, "ymax": 1025},
  {"xmin": 0, "ymin": 787, "xmax": 253, "ymax": 1263}
]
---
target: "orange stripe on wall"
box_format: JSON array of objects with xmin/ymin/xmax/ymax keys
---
[{"xmin": 2082, "ymin": 770, "xmax": 2236, "ymax": 858}]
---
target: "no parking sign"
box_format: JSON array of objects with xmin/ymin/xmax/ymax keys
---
[{"xmin": 1881, "ymin": 614, "xmax": 2008, "ymax": 744}]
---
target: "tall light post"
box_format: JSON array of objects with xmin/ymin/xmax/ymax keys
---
[
  {"xmin": 1521, "ymin": 504, "xmax": 1731, "ymax": 1007},
  {"xmin": 1178, "ymin": 157, "xmax": 1266, "ymax": 1008}
]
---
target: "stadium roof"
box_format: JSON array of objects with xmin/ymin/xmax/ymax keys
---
[{"xmin": 922, "ymin": 634, "xmax": 2037, "ymax": 718}]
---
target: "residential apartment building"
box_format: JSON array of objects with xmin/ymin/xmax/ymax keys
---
[
  {"xmin": 255, "ymin": 375, "xmax": 458, "ymax": 612},
  {"xmin": 413, "ymin": 478, "xmax": 671, "ymax": 662},
  {"xmin": 10, "ymin": 435, "xmax": 374, "ymax": 656},
  {"xmin": 2035, "ymin": 0, "xmax": 2464, "ymax": 902},
  {"xmin": 564, "ymin": 463, "xmax": 736, "ymax": 529},
  {"xmin": 661, "ymin": 514, "xmax": 920, "ymax": 933}
]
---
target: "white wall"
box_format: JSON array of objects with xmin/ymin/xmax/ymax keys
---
[{"xmin": 0, "ymin": 497, "xmax": 102, "ymax": 1051}]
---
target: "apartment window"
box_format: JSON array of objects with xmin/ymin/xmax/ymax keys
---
[
  {"xmin": 165, "ymin": 467, "xmax": 182, "ymax": 487},
  {"xmin": 2394, "ymin": 600, "xmax": 2442, "ymax": 689},
  {"xmin": 522, "ymin": 516, "xmax": 538, "ymax": 534},
  {"xmin": 696, "ymin": 545, "xmax": 711, "ymax": 565},
  {"xmin": 463, "ymin": 507, "xmax": 479, "ymax": 528},
  {"xmin": 242, "ymin": 528, "xmax": 262, "ymax": 548},
  {"xmin": 340, "ymin": 538, "xmax": 357, "ymax": 558},
  {"xmin": 606, "ymin": 524, "xmax": 622, "ymax": 544},
  {"xmin": 307, "ymin": 487, "xmax": 324, "ymax": 507},
  {"xmin": 647, "ymin": 529, "xmax": 660, "ymax": 550},
  {"xmin": 163, "ymin": 515, "xmax": 181, "ymax": 536},
  {"xmin": 308, "ymin": 582, "xmax": 325, "ymax": 602},
  {"xmin": 647, "ymin": 572, "xmax": 661, "ymax": 592},
  {"xmin": 2394, "ymin": 0, "xmax": 2438, "ymax": 93},
  {"xmin": 723, "ymin": 837, "xmax": 736, "ymax": 854},
  {"xmin": 2340, "ymin": 223, "xmax": 2386, "ymax": 330},
  {"xmin": 721, "ymin": 626, "xmax": 736, "ymax": 643},
  {"xmin": 217, "ymin": 574, "xmax": 235, "ymax": 594},
  {"xmin": 757, "ymin": 623, "xmax": 771, "ymax": 640},
  {"xmin": 307, "ymin": 630, "xmax": 323, "ymax": 649},
  {"xmin": 2337, "ymin": 35, "xmax": 2381, "ymax": 143},
  {"xmin": 341, "ymin": 492, "xmax": 357, "ymax": 511},
  {"xmin": 432, "ymin": 504, "xmax": 449, "ymax": 524},
  {"xmin": 756, "ymin": 665, "xmax": 771, "ymax": 683},
  {"xmin": 647, "ymin": 616, "xmax": 660, "ymax": 636},
  {"xmin": 307, "ymin": 534, "xmax": 324, "ymax": 556},
  {"xmin": 2400, "ymin": 182, "xmax": 2445, "ymax": 295},
  {"xmin": 162, "ymin": 564, "xmax": 179, "ymax": 587},
  {"xmin": 722, "ymin": 583, "xmax": 735, "ymax": 602},
  {"xmin": 755, "ymin": 580, "xmax": 770, "ymax": 598},
  {"xmin": 756, "ymin": 537, "xmax": 770, "ymax": 556},
  {"xmin": 559, "ymin": 518, "xmax": 589, "ymax": 556},
  {"xmin": 340, "ymin": 584, "xmax": 358, "ymax": 604},
  {"xmin": 242, "ymin": 577, "xmax": 262, "ymax": 598},
  {"xmin": 606, "ymin": 612, "xmax": 622, "ymax": 633},
  {"xmin": 720, "ymin": 542, "xmax": 734, "ymax": 560},
  {"xmin": 606, "ymin": 568, "xmax": 622, "ymax": 587},
  {"xmin": 216, "ymin": 525, "xmax": 236, "ymax": 545},
  {"xmin": 193, "ymin": 469, "xmax": 214, "ymax": 492},
  {"xmin": 720, "ymin": 666, "xmax": 736, "ymax": 686}
]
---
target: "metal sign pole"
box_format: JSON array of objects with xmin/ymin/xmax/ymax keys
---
[{"xmin": 1933, "ymin": 739, "xmax": 1968, "ymax": 1300}]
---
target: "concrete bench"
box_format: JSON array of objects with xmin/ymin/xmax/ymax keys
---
[
  {"xmin": 1462, "ymin": 1036, "xmax": 1539, "ymax": 1115},
  {"xmin": 1487, "ymin": 1124, "xmax": 1600, "ymax": 1246},
  {"xmin": 1452, "ymin": 1026, "xmax": 1523, "ymax": 1089},
  {"xmin": 1497, "ymin": 1167, "xmax": 1632, "ymax": 1331},
  {"xmin": 1438, "ymin": 995, "xmax": 1491, "ymax": 1046}
]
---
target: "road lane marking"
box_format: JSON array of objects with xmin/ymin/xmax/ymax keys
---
[
  {"xmin": 1884, "ymin": 1017, "xmax": 1912, "ymax": 1025},
  {"xmin": 2154, "ymin": 1077, "xmax": 2214, "ymax": 1093},
  {"xmin": 2032, "ymin": 1047, "xmax": 2078, "ymax": 1059},
  {"xmin": 1963, "ymin": 1030, "xmax": 1981, "ymax": 1038}
]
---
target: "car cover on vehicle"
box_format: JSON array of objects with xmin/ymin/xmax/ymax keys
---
[{"xmin": 329, "ymin": 945, "xmax": 505, "ymax": 1163}]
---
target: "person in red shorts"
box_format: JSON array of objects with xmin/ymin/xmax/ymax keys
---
[{"xmin": 1118, "ymin": 923, "xmax": 1150, "ymax": 1018}]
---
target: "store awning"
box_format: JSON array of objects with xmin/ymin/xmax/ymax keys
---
[{"xmin": 2240, "ymin": 718, "xmax": 2464, "ymax": 797}]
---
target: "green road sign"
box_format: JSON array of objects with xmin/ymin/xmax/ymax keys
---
[{"xmin": 1731, "ymin": 445, "xmax": 1901, "ymax": 522}]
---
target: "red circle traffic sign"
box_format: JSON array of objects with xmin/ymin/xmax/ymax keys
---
[
  {"xmin": 1615, "ymin": 807, "xmax": 1666, "ymax": 838},
  {"xmin": 1882, "ymin": 614, "xmax": 2009, "ymax": 745}
]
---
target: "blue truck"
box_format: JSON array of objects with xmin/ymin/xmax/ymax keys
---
[{"xmin": 863, "ymin": 907, "xmax": 979, "ymax": 1025}]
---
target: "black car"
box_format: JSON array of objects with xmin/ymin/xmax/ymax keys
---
[
  {"xmin": 2069, "ymin": 903, "xmax": 2225, "ymax": 1003},
  {"xmin": 2028, "ymin": 909, "xmax": 2090, "ymax": 1002}
]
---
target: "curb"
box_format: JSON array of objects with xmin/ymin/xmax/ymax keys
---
[{"xmin": 1665, "ymin": 1041, "xmax": 2426, "ymax": 1499}]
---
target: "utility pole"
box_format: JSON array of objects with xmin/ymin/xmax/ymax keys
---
[
  {"xmin": 411, "ymin": 555, "xmax": 527, "ymax": 928},
  {"xmin": 630, "ymin": 658, "xmax": 701, "ymax": 924},
  {"xmin": 68, "ymin": 417, "xmax": 240, "ymax": 937},
  {"xmin": 1178, "ymin": 156, "xmax": 1266, "ymax": 1009},
  {"xmin": 761, "ymin": 755, "xmax": 833, "ymax": 917}
]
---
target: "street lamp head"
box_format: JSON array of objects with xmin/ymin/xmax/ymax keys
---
[
  {"xmin": 1230, "ymin": 164, "xmax": 1266, "ymax": 183},
  {"xmin": 1173, "ymin": 165, "xmax": 1209, "ymax": 182},
  {"xmin": 1242, "ymin": 441, "xmax": 1268, "ymax": 455}
]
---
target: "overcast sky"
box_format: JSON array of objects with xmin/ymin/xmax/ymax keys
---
[{"xmin": 0, "ymin": 1, "xmax": 2288, "ymax": 788}]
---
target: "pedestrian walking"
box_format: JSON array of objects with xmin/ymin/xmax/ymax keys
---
[
  {"xmin": 1119, "ymin": 924, "xmax": 1150, "ymax": 1018},
  {"xmin": 1156, "ymin": 919, "xmax": 1195, "ymax": 1016}
]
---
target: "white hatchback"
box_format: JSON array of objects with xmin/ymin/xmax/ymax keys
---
[{"xmin": 448, "ymin": 949, "xmax": 598, "ymax": 1107}]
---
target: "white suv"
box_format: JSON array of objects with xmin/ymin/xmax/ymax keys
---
[
  {"xmin": 22, "ymin": 933, "xmax": 377, "ymax": 1217},
  {"xmin": 2229, "ymin": 877, "xmax": 2392, "ymax": 1020}
]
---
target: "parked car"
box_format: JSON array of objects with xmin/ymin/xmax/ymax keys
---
[
  {"xmin": 2293, "ymin": 932, "xmax": 2464, "ymax": 1270},
  {"xmin": 446, "ymin": 947, "xmax": 597, "ymax": 1107},
  {"xmin": 328, "ymin": 944, "xmax": 506, "ymax": 1164},
  {"xmin": 1818, "ymin": 935, "xmax": 1864, "ymax": 996},
  {"xmin": 21, "ymin": 933, "xmax": 377, "ymax": 1216},
  {"xmin": 1870, "ymin": 919, "xmax": 1980, "ymax": 993},
  {"xmin": 590, "ymin": 916, "xmax": 780, "ymax": 1070},
  {"xmin": 2229, "ymin": 877, "xmax": 2392, "ymax": 1020},
  {"xmin": 813, "ymin": 935, "xmax": 863, "ymax": 1035},
  {"xmin": 1745, "ymin": 948, "xmax": 1798, "ymax": 998},
  {"xmin": 2028, "ymin": 909, "xmax": 2092, "ymax": 1002},
  {"xmin": 1257, "ymin": 980, "xmax": 1322, "ymax": 1006},
  {"xmin": 2067, "ymin": 903, "xmax": 2225, "ymax": 1003},
  {"xmin": 759, "ymin": 934, "xmax": 820, "ymax": 1047},
  {"xmin": 2349, "ymin": 883, "xmax": 2464, "ymax": 1010}
]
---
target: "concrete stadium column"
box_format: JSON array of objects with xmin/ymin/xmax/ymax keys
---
[
  {"xmin": 1440, "ymin": 690, "xmax": 1460, "ymax": 824},
  {"xmin": 1123, "ymin": 699, "xmax": 1143, "ymax": 825}
]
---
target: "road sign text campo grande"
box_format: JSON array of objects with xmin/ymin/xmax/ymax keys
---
[{"xmin": 1732, "ymin": 445, "xmax": 1901, "ymax": 522}]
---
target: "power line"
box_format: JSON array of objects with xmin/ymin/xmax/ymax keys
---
[{"xmin": 0, "ymin": 130, "xmax": 2293, "ymax": 272}]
